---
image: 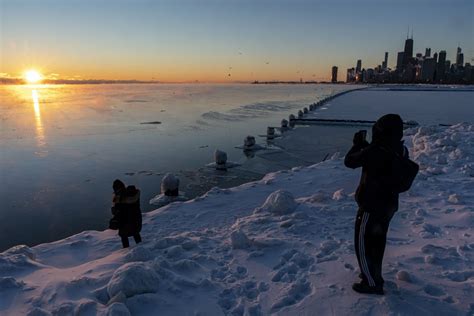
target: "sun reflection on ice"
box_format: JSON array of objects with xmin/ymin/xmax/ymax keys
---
[{"xmin": 32, "ymin": 89, "xmax": 48, "ymax": 157}]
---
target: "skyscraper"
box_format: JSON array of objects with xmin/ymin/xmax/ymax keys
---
[
  {"xmin": 456, "ymin": 47, "xmax": 464, "ymax": 66},
  {"xmin": 396, "ymin": 52, "xmax": 404, "ymax": 70},
  {"xmin": 331, "ymin": 66, "xmax": 338, "ymax": 83},
  {"xmin": 403, "ymin": 37, "xmax": 414, "ymax": 65},
  {"xmin": 436, "ymin": 50, "xmax": 447, "ymax": 82},
  {"xmin": 382, "ymin": 52, "xmax": 388, "ymax": 69},
  {"xmin": 356, "ymin": 60, "xmax": 362, "ymax": 73},
  {"xmin": 438, "ymin": 50, "xmax": 447, "ymax": 65}
]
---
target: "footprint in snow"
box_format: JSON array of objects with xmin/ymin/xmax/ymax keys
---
[
  {"xmin": 423, "ymin": 284, "xmax": 446, "ymax": 297},
  {"xmin": 315, "ymin": 239, "xmax": 341, "ymax": 262},
  {"xmin": 270, "ymin": 279, "xmax": 311, "ymax": 312}
]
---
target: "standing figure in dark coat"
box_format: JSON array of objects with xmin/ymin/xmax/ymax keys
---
[
  {"xmin": 344, "ymin": 114, "xmax": 408, "ymax": 295},
  {"xmin": 112, "ymin": 179, "xmax": 142, "ymax": 248}
]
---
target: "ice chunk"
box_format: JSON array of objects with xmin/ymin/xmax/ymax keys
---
[
  {"xmin": 396, "ymin": 270, "xmax": 412, "ymax": 282},
  {"xmin": 149, "ymin": 194, "xmax": 187, "ymax": 207},
  {"xmin": 448, "ymin": 194, "xmax": 460, "ymax": 204},
  {"xmin": 332, "ymin": 189, "xmax": 346, "ymax": 201}
]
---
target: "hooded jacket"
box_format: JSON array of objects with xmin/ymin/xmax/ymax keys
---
[
  {"xmin": 344, "ymin": 114, "xmax": 407, "ymax": 214},
  {"xmin": 112, "ymin": 185, "xmax": 142, "ymax": 237}
]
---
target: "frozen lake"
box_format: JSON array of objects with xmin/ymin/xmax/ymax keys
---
[{"xmin": 0, "ymin": 83, "xmax": 356, "ymax": 251}]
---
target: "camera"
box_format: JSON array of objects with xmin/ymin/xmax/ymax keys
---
[{"xmin": 353, "ymin": 129, "xmax": 367, "ymax": 145}]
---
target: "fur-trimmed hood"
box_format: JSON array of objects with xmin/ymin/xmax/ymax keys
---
[{"xmin": 113, "ymin": 186, "xmax": 140, "ymax": 204}]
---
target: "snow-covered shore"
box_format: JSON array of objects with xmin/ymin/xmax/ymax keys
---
[{"xmin": 1, "ymin": 123, "xmax": 473, "ymax": 315}]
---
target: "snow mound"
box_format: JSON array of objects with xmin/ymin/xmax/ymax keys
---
[
  {"xmin": 256, "ymin": 190, "xmax": 297, "ymax": 215},
  {"xmin": 107, "ymin": 262, "xmax": 160, "ymax": 298}
]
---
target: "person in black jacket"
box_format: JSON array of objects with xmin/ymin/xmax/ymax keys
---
[
  {"xmin": 112, "ymin": 179, "xmax": 143, "ymax": 248},
  {"xmin": 344, "ymin": 114, "xmax": 408, "ymax": 295}
]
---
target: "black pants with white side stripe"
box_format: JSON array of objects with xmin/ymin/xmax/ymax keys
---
[{"xmin": 354, "ymin": 208, "xmax": 394, "ymax": 287}]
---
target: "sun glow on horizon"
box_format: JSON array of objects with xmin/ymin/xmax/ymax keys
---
[{"xmin": 24, "ymin": 70, "xmax": 43, "ymax": 84}]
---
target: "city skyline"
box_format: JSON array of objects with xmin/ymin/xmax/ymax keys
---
[
  {"xmin": 345, "ymin": 34, "xmax": 473, "ymax": 84},
  {"xmin": 1, "ymin": 0, "xmax": 473, "ymax": 82}
]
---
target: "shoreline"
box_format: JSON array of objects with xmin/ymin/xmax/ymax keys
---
[{"xmin": 1, "ymin": 83, "xmax": 360, "ymax": 252}]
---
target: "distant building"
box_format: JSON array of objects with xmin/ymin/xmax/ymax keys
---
[
  {"xmin": 433, "ymin": 52, "xmax": 438, "ymax": 63},
  {"xmin": 436, "ymin": 50, "xmax": 447, "ymax": 82},
  {"xmin": 464, "ymin": 63, "xmax": 473, "ymax": 82},
  {"xmin": 356, "ymin": 60, "xmax": 362, "ymax": 73},
  {"xmin": 456, "ymin": 47, "xmax": 464, "ymax": 67},
  {"xmin": 346, "ymin": 68, "xmax": 356, "ymax": 82},
  {"xmin": 421, "ymin": 58, "xmax": 436, "ymax": 82},
  {"xmin": 331, "ymin": 66, "xmax": 338, "ymax": 83},
  {"xmin": 425, "ymin": 48, "xmax": 431, "ymax": 58},
  {"xmin": 366, "ymin": 68, "xmax": 375, "ymax": 82},
  {"xmin": 396, "ymin": 52, "xmax": 404, "ymax": 70},
  {"xmin": 382, "ymin": 52, "xmax": 388, "ymax": 69}
]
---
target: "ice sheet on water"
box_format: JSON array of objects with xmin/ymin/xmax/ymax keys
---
[{"xmin": 201, "ymin": 100, "xmax": 305, "ymax": 122}]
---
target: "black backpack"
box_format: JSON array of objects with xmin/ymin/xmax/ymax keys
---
[{"xmin": 382, "ymin": 146, "xmax": 419, "ymax": 193}]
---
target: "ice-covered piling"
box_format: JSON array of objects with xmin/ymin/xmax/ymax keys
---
[
  {"xmin": 289, "ymin": 114, "xmax": 296, "ymax": 121},
  {"xmin": 281, "ymin": 119, "xmax": 290, "ymax": 132},
  {"xmin": 161, "ymin": 173, "xmax": 180, "ymax": 196},
  {"xmin": 244, "ymin": 136, "xmax": 256, "ymax": 149},
  {"xmin": 298, "ymin": 110, "xmax": 304, "ymax": 118},
  {"xmin": 303, "ymin": 107, "xmax": 308, "ymax": 114},
  {"xmin": 214, "ymin": 149, "xmax": 228, "ymax": 170},
  {"xmin": 150, "ymin": 173, "xmax": 188, "ymax": 206},
  {"xmin": 267, "ymin": 127, "xmax": 275, "ymax": 138}
]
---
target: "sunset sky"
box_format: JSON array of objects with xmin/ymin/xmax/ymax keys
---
[{"xmin": 1, "ymin": 0, "xmax": 473, "ymax": 82}]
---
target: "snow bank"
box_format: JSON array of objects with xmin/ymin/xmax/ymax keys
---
[{"xmin": 1, "ymin": 124, "xmax": 473, "ymax": 315}]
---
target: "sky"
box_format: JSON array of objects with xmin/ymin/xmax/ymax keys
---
[{"xmin": 1, "ymin": 0, "xmax": 473, "ymax": 82}]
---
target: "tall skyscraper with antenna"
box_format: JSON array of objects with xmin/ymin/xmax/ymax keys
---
[{"xmin": 403, "ymin": 27, "xmax": 414, "ymax": 66}]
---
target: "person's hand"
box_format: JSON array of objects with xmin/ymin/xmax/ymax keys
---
[{"xmin": 353, "ymin": 130, "xmax": 367, "ymax": 145}]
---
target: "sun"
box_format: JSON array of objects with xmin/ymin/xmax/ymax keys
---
[{"xmin": 24, "ymin": 70, "xmax": 42, "ymax": 84}]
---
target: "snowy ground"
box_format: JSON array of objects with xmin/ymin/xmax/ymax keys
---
[{"xmin": 1, "ymin": 123, "xmax": 473, "ymax": 315}]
